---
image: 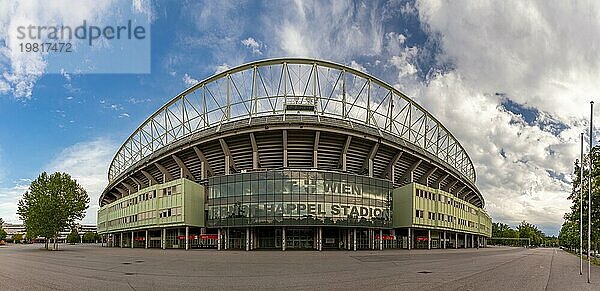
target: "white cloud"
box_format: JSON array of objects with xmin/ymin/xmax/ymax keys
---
[
  {"xmin": 132, "ymin": 0, "xmax": 154, "ymax": 21},
  {"xmin": 0, "ymin": 183, "xmax": 29, "ymax": 223},
  {"xmin": 265, "ymin": 1, "xmax": 384, "ymax": 60},
  {"xmin": 405, "ymin": 0, "xmax": 600, "ymax": 234},
  {"xmin": 253, "ymin": 0, "xmax": 590, "ymax": 234},
  {"xmin": 0, "ymin": 138, "xmax": 116, "ymax": 225},
  {"xmin": 241, "ymin": 37, "xmax": 262, "ymax": 54},
  {"xmin": 47, "ymin": 137, "xmax": 117, "ymax": 224},
  {"xmin": 128, "ymin": 97, "xmax": 151, "ymax": 104},
  {"xmin": 0, "ymin": 0, "xmax": 149, "ymax": 99},
  {"xmin": 416, "ymin": 0, "xmax": 600, "ymax": 122},
  {"xmin": 349, "ymin": 60, "xmax": 367, "ymax": 73},
  {"xmin": 183, "ymin": 73, "xmax": 199, "ymax": 86},
  {"xmin": 214, "ymin": 63, "xmax": 231, "ymax": 74}
]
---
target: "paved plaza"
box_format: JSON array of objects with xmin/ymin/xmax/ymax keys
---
[{"xmin": 1, "ymin": 244, "xmax": 599, "ymax": 290}]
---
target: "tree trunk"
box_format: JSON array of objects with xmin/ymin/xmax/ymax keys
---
[{"xmin": 45, "ymin": 238, "xmax": 48, "ymax": 250}]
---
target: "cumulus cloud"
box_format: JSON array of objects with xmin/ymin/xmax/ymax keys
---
[
  {"xmin": 242, "ymin": 0, "xmax": 585, "ymax": 234},
  {"xmin": 416, "ymin": 0, "xmax": 600, "ymax": 122},
  {"xmin": 241, "ymin": 37, "xmax": 262, "ymax": 54},
  {"xmin": 264, "ymin": 0, "xmax": 385, "ymax": 60},
  {"xmin": 407, "ymin": 0, "xmax": 600, "ymax": 234},
  {"xmin": 0, "ymin": 183, "xmax": 29, "ymax": 223},
  {"xmin": 349, "ymin": 60, "xmax": 367, "ymax": 73},
  {"xmin": 214, "ymin": 63, "xmax": 231, "ymax": 74},
  {"xmin": 183, "ymin": 73, "xmax": 199, "ymax": 86},
  {"xmin": 0, "ymin": 138, "xmax": 116, "ymax": 224},
  {"xmin": 47, "ymin": 138, "xmax": 117, "ymax": 224},
  {"xmin": 0, "ymin": 0, "xmax": 153, "ymax": 99},
  {"xmin": 0, "ymin": 1, "xmax": 113, "ymax": 98}
]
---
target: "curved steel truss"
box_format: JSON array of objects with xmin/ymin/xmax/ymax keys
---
[{"xmin": 108, "ymin": 58, "xmax": 476, "ymax": 184}]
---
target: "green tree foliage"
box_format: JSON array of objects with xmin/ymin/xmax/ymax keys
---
[
  {"xmin": 493, "ymin": 222, "xmax": 519, "ymax": 238},
  {"xmin": 559, "ymin": 149, "xmax": 600, "ymax": 254},
  {"xmin": 0, "ymin": 217, "xmax": 5, "ymax": 240},
  {"xmin": 17, "ymin": 172, "xmax": 89, "ymax": 250},
  {"xmin": 491, "ymin": 221, "xmax": 554, "ymax": 247},
  {"xmin": 67, "ymin": 228, "xmax": 79, "ymax": 244},
  {"xmin": 82, "ymin": 231, "xmax": 99, "ymax": 243},
  {"xmin": 518, "ymin": 221, "xmax": 545, "ymax": 246},
  {"xmin": 12, "ymin": 233, "xmax": 23, "ymax": 243}
]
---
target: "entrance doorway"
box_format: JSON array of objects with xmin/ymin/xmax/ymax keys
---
[
  {"xmin": 286, "ymin": 228, "xmax": 314, "ymax": 249},
  {"xmin": 257, "ymin": 228, "xmax": 282, "ymax": 249}
]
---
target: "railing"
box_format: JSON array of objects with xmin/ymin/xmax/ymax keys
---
[{"xmin": 108, "ymin": 58, "xmax": 476, "ymax": 184}]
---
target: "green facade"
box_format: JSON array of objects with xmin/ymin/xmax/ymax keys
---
[
  {"xmin": 97, "ymin": 178, "xmax": 491, "ymax": 239},
  {"xmin": 97, "ymin": 178, "xmax": 205, "ymax": 234},
  {"xmin": 392, "ymin": 183, "xmax": 491, "ymax": 237}
]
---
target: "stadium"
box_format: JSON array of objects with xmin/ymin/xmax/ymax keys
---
[{"xmin": 97, "ymin": 58, "xmax": 491, "ymax": 251}]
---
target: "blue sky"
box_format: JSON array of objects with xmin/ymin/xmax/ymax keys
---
[{"xmin": 1, "ymin": 0, "xmax": 599, "ymax": 236}]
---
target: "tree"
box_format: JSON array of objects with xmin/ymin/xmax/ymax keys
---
[
  {"xmin": 517, "ymin": 221, "xmax": 545, "ymax": 246},
  {"xmin": 0, "ymin": 217, "xmax": 6, "ymax": 241},
  {"xmin": 17, "ymin": 172, "xmax": 89, "ymax": 250},
  {"xmin": 67, "ymin": 228, "xmax": 79, "ymax": 244},
  {"xmin": 559, "ymin": 148, "xmax": 600, "ymax": 254},
  {"xmin": 83, "ymin": 232, "xmax": 98, "ymax": 243},
  {"xmin": 491, "ymin": 222, "xmax": 521, "ymax": 246},
  {"xmin": 13, "ymin": 233, "xmax": 23, "ymax": 243}
]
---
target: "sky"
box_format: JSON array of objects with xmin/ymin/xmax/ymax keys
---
[{"xmin": 0, "ymin": 0, "xmax": 598, "ymax": 236}]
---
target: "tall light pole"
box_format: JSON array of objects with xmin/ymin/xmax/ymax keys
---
[
  {"xmin": 580, "ymin": 132, "xmax": 584, "ymax": 276},
  {"xmin": 588, "ymin": 101, "xmax": 593, "ymax": 284}
]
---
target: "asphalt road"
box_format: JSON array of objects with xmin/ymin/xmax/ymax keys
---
[{"xmin": 0, "ymin": 244, "xmax": 599, "ymax": 290}]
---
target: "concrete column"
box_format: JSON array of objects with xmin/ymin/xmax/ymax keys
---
[
  {"xmin": 145, "ymin": 230, "xmax": 148, "ymax": 249},
  {"xmin": 455, "ymin": 233, "xmax": 458, "ymax": 249},
  {"xmin": 371, "ymin": 229, "xmax": 375, "ymax": 250},
  {"xmin": 185, "ymin": 227, "xmax": 190, "ymax": 251},
  {"xmin": 217, "ymin": 229, "xmax": 222, "ymax": 251},
  {"xmin": 427, "ymin": 229, "xmax": 431, "ymax": 250},
  {"xmin": 282, "ymin": 227, "xmax": 286, "ymax": 251},
  {"xmin": 464, "ymin": 233, "xmax": 467, "ymax": 248},
  {"xmin": 162, "ymin": 228, "xmax": 166, "ymax": 250},
  {"xmin": 246, "ymin": 228, "xmax": 250, "ymax": 251},
  {"xmin": 131, "ymin": 232, "xmax": 134, "ymax": 249},
  {"xmin": 443, "ymin": 231, "xmax": 446, "ymax": 249},
  {"xmin": 408, "ymin": 227, "xmax": 411, "ymax": 250},
  {"xmin": 225, "ymin": 228, "xmax": 229, "ymax": 250},
  {"xmin": 379, "ymin": 229, "xmax": 383, "ymax": 251},
  {"xmin": 344, "ymin": 229, "xmax": 348, "ymax": 250},
  {"xmin": 353, "ymin": 228, "xmax": 357, "ymax": 251},
  {"xmin": 318, "ymin": 227, "xmax": 322, "ymax": 251},
  {"xmin": 120, "ymin": 232, "xmax": 123, "ymax": 248}
]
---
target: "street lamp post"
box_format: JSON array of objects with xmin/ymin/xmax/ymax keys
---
[
  {"xmin": 580, "ymin": 132, "xmax": 584, "ymax": 276},
  {"xmin": 588, "ymin": 101, "xmax": 593, "ymax": 284}
]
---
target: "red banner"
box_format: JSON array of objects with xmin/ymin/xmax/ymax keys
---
[
  {"xmin": 375, "ymin": 235, "xmax": 396, "ymax": 241},
  {"xmin": 200, "ymin": 234, "xmax": 218, "ymax": 240}
]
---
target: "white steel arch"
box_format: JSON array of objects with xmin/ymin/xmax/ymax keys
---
[{"xmin": 108, "ymin": 58, "xmax": 476, "ymax": 184}]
